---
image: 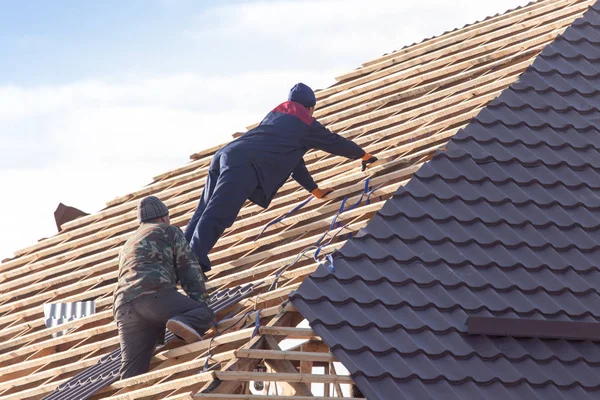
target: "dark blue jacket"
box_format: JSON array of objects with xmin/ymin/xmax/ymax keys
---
[{"xmin": 220, "ymin": 101, "xmax": 365, "ymax": 208}]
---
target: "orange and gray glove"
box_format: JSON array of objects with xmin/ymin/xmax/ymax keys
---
[
  {"xmin": 361, "ymin": 153, "xmax": 378, "ymax": 171},
  {"xmin": 311, "ymin": 188, "xmax": 333, "ymax": 199}
]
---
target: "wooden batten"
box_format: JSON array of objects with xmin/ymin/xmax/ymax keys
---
[{"xmin": 0, "ymin": 2, "xmax": 589, "ymax": 398}]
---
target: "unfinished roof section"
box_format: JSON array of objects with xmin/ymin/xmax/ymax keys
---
[
  {"xmin": 292, "ymin": 2, "xmax": 600, "ymax": 399},
  {"xmin": 0, "ymin": 1, "xmax": 594, "ymax": 398}
]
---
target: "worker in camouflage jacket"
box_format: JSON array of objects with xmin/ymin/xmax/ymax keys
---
[
  {"xmin": 185, "ymin": 82, "xmax": 378, "ymax": 273},
  {"xmin": 113, "ymin": 196, "xmax": 214, "ymax": 379}
]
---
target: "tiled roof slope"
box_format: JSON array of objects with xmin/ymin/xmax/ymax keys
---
[
  {"xmin": 0, "ymin": 1, "xmax": 594, "ymax": 398},
  {"xmin": 292, "ymin": 2, "xmax": 600, "ymax": 399}
]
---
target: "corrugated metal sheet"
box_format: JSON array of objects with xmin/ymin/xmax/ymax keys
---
[
  {"xmin": 292, "ymin": 2, "xmax": 600, "ymax": 399},
  {"xmin": 44, "ymin": 301, "xmax": 96, "ymax": 338}
]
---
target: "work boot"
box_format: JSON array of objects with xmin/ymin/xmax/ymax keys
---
[{"xmin": 166, "ymin": 318, "xmax": 203, "ymax": 343}]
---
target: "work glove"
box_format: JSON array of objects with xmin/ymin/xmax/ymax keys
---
[
  {"xmin": 311, "ymin": 187, "xmax": 333, "ymax": 199},
  {"xmin": 361, "ymin": 153, "xmax": 378, "ymax": 171}
]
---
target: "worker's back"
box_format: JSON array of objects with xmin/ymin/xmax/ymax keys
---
[
  {"xmin": 221, "ymin": 101, "xmax": 317, "ymax": 201},
  {"xmin": 113, "ymin": 223, "xmax": 181, "ymax": 312},
  {"xmin": 228, "ymin": 101, "xmax": 315, "ymax": 160}
]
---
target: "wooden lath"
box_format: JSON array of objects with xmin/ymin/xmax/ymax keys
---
[
  {"xmin": 0, "ymin": 161, "xmax": 418, "ymax": 313},
  {"xmin": 6, "ymin": 0, "xmax": 578, "ymax": 243},
  {"xmin": 335, "ymin": 0, "xmax": 560, "ymax": 79},
  {"xmin": 326, "ymin": 0, "xmax": 587, "ymax": 89},
  {"xmin": 0, "ymin": 1, "xmax": 592, "ymax": 398}
]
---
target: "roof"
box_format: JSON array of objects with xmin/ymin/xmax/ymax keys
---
[
  {"xmin": 291, "ymin": 1, "xmax": 600, "ymax": 399},
  {"xmin": 0, "ymin": 1, "xmax": 594, "ymax": 398}
]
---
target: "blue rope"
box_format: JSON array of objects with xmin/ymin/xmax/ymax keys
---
[
  {"xmin": 251, "ymin": 309, "xmax": 262, "ymax": 338},
  {"xmin": 314, "ymin": 198, "xmax": 348, "ymax": 247},
  {"xmin": 254, "ymin": 196, "xmax": 313, "ymax": 241},
  {"xmin": 365, "ymin": 183, "xmax": 383, "ymax": 205},
  {"xmin": 326, "ymin": 254, "xmax": 335, "ymax": 273},
  {"xmin": 313, "ymin": 178, "xmax": 371, "ymax": 262}
]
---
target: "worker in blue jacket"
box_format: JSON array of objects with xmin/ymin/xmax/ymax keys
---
[{"xmin": 184, "ymin": 83, "xmax": 378, "ymax": 273}]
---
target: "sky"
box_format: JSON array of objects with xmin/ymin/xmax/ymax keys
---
[{"xmin": 0, "ymin": 0, "xmax": 532, "ymax": 260}]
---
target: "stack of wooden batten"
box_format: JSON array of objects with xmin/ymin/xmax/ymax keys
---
[{"xmin": 0, "ymin": 0, "xmax": 592, "ymax": 398}]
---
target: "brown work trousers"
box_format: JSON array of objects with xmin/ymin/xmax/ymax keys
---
[{"xmin": 115, "ymin": 289, "xmax": 215, "ymax": 379}]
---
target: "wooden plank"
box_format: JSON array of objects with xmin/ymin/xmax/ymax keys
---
[
  {"xmin": 209, "ymin": 204, "xmax": 375, "ymax": 261},
  {"xmin": 107, "ymin": 350, "xmax": 235, "ymax": 390},
  {"xmin": 259, "ymin": 327, "xmax": 317, "ymax": 339},
  {"xmin": 329, "ymin": 0, "xmax": 584, "ymax": 85},
  {"xmin": 235, "ymin": 349, "xmax": 335, "ymax": 363},
  {"xmin": 199, "ymin": 309, "xmax": 295, "ymax": 394},
  {"xmin": 0, "ymin": 322, "xmax": 115, "ymax": 362},
  {"xmin": 214, "ymin": 304, "xmax": 280, "ymax": 333},
  {"xmin": 0, "ymin": 272, "xmax": 118, "ymax": 316},
  {"xmin": 4, "ymin": 26, "xmax": 532, "ymax": 264},
  {"xmin": 1, "ymin": 247, "xmax": 313, "ymax": 336},
  {"xmin": 0, "ymin": 376, "xmax": 72, "ymax": 400},
  {"xmin": 0, "ymin": 287, "xmax": 113, "ymax": 328},
  {"xmin": 322, "ymin": 59, "xmax": 528, "ymax": 130},
  {"xmin": 153, "ymin": 157, "xmax": 208, "ymax": 181},
  {"xmin": 53, "ymin": 187, "xmax": 197, "ymax": 245},
  {"xmin": 215, "ymin": 371, "xmax": 353, "ymax": 384},
  {"xmin": 324, "ymin": 363, "xmax": 331, "ymax": 396},
  {"xmin": 314, "ymin": 47, "xmax": 550, "ymax": 126},
  {"xmin": 5, "ymin": 1, "xmax": 572, "ymax": 270},
  {"xmin": 208, "ymin": 244, "xmax": 334, "ymax": 289},
  {"xmin": 0, "ymin": 258, "xmax": 117, "ymax": 307},
  {"xmin": 37, "ymin": 32, "xmax": 524, "ymax": 235},
  {"xmin": 208, "ymin": 220, "xmax": 368, "ymax": 277},
  {"xmin": 107, "ymin": 167, "xmax": 208, "ymax": 207},
  {"xmin": 14, "ymin": 187, "xmax": 203, "ymax": 259},
  {"xmin": 164, "ymin": 393, "xmax": 195, "ymax": 400},
  {"xmin": 262, "ymin": 335, "xmax": 312, "ymax": 396},
  {"xmin": 195, "ymin": 396, "xmax": 362, "ymax": 400},
  {"xmin": 6, "ymin": 57, "xmax": 498, "ymax": 277},
  {"xmin": 0, "ymin": 309, "xmax": 112, "ymax": 352},
  {"xmin": 214, "ymin": 185, "xmax": 394, "ymax": 249},
  {"xmin": 233, "ymin": 98, "xmax": 490, "ymax": 227},
  {"xmin": 348, "ymin": 0, "xmax": 558, "ymax": 70},
  {"xmin": 317, "ymin": 8, "xmax": 586, "ymax": 108},
  {"xmin": 2, "ymin": 3, "xmax": 584, "ymax": 400},
  {"xmin": 102, "ymin": 371, "xmax": 215, "ymax": 400},
  {"xmin": 229, "ymin": 159, "xmax": 419, "ymax": 227},
  {"xmin": 0, "ymin": 248, "xmax": 120, "ymax": 293},
  {"xmin": 0, "ymin": 234, "xmax": 124, "ymax": 279},
  {"xmin": 0, "ymin": 354, "xmax": 101, "ymax": 391},
  {"xmin": 163, "ymin": 328, "xmax": 255, "ymax": 359},
  {"xmin": 4, "ymin": 176, "xmax": 380, "ymax": 307},
  {"xmin": 330, "ymin": 362, "xmax": 344, "ymax": 397},
  {"xmin": 188, "ymin": 141, "xmax": 229, "ymax": 162},
  {"xmin": 209, "ymin": 129, "xmax": 439, "ymax": 245},
  {"xmin": 2, "ymin": 124, "xmax": 417, "ymax": 288},
  {"xmin": 316, "ymin": 43, "xmax": 543, "ymax": 120}
]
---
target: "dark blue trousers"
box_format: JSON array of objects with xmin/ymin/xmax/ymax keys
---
[{"xmin": 184, "ymin": 151, "xmax": 259, "ymax": 272}]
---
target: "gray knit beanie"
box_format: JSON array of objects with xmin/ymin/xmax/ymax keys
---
[{"xmin": 137, "ymin": 196, "xmax": 169, "ymax": 223}]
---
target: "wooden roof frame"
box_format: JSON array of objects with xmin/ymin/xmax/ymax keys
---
[{"xmin": 0, "ymin": 1, "xmax": 594, "ymax": 398}]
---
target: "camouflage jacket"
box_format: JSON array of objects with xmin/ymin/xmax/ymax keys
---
[{"xmin": 113, "ymin": 223, "xmax": 208, "ymax": 313}]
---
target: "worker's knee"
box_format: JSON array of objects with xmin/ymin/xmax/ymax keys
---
[{"xmin": 199, "ymin": 211, "xmax": 240, "ymax": 231}]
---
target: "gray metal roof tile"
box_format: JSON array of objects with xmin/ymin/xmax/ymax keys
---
[{"xmin": 292, "ymin": 2, "xmax": 600, "ymax": 398}]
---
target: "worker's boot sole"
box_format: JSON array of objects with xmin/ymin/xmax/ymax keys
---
[{"xmin": 166, "ymin": 319, "xmax": 203, "ymax": 343}]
